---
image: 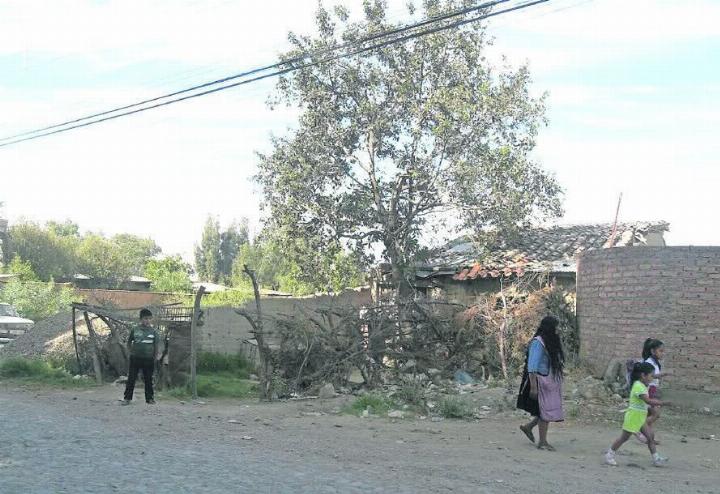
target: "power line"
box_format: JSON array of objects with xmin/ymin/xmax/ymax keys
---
[
  {"xmin": 0, "ymin": 0, "xmax": 548, "ymax": 149},
  {"xmin": 0, "ymin": 0, "xmax": 511, "ymax": 144}
]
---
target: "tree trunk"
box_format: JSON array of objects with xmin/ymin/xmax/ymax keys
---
[
  {"xmin": 98, "ymin": 316, "xmax": 129, "ymax": 376},
  {"xmin": 497, "ymin": 282, "xmax": 510, "ymax": 383},
  {"xmin": 237, "ymin": 265, "xmax": 274, "ymax": 401}
]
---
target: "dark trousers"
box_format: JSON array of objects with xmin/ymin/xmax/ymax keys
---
[{"xmin": 124, "ymin": 356, "xmax": 154, "ymax": 402}]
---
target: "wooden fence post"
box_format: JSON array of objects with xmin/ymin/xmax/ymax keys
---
[
  {"xmin": 71, "ymin": 307, "xmax": 81, "ymax": 374},
  {"xmin": 190, "ymin": 286, "xmax": 206, "ymax": 400}
]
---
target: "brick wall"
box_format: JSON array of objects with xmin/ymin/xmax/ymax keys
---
[
  {"xmin": 577, "ymin": 247, "xmax": 720, "ymax": 393},
  {"xmin": 78, "ymin": 289, "xmax": 173, "ymax": 309}
]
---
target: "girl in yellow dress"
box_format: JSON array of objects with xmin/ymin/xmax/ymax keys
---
[{"xmin": 605, "ymin": 362, "xmax": 671, "ymax": 467}]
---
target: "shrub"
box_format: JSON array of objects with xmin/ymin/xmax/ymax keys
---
[
  {"xmin": 0, "ymin": 357, "xmax": 90, "ymax": 387},
  {"xmin": 395, "ymin": 381, "xmax": 425, "ymax": 407},
  {"xmin": 0, "ymin": 357, "xmax": 64, "ymax": 378},
  {"xmin": 203, "ymin": 289, "xmax": 254, "ymax": 307},
  {"xmin": 346, "ymin": 393, "xmax": 395, "ymax": 416},
  {"xmin": 165, "ymin": 374, "xmax": 258, "ymax": 399},
  {"xmin": 197, "ymin": 352, "xmax": 254, "ymax": 378},
  {"xmin": 438, "ymin": 396, "xmax": 475, "ymax": 419},
  {"xmin": 0, "ymin": 279, "xmax": 77, "ymax": 320}
]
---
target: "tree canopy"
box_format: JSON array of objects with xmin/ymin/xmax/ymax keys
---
[
  {"xmin": 6, "ymin": 221, "xmax": 160, "ymax": 283},
  {"xmin": 194, "ymin": 216, "xmax": 249, "ymax": 284},
  {"xmin": 144, "ymin": 255, "xmax": 193, "ymax": 293},
  {"xmin": 257, "ymin": 0, "xmax": 563, "ymax": 291}
]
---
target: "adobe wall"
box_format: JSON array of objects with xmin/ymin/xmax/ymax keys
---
[
  {"xmin": 577, "ymin": 247, "xmax": 720, "ymax": 393},
  {"xmin": 197, "ymin": 288, "xmax": 372, "ymax": 354},
  {"xmin": 434, "ymin": 273, "xmax": 576, "ymax": 306}
]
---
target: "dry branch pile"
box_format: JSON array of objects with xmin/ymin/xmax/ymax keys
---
[{"xmin": 249, "ymin": 281, "xmax": 577, "ymax": 398}]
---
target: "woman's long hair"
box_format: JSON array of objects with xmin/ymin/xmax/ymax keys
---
[{"xmin": 534, "ymin": 315, "xmax": 565, "ymax": 377}]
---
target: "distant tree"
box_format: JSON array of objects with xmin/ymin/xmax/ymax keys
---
[
  {"xmin": 219, "ymin": 219, "xmax": 249, "ymax": 283},
  {"xmin": 194, "ymin": 217, "xmax": 222, "ymax": 283},
  {"xmin": 46, "ymin": 220, "xmax": 80, "ymax": 238},
  {"xmin": 144, "ymin": 256, "xmax": 193, "ymax": 293},
  {"xmin": 232, "ymin": 234, "xmax": 364, "ymax": 295},
  {"xmin": 0, "ymin": 278, "xmax": 77, "ymax": 320},
  {"xmin": 76, "ymin": 235, "xmax": 133, "ymax": 281},
  {"xmin": 257, "ymin": 1, "xmax": 563, "ymax": 296},
  {"xmin": 195, "ymin": 217, "xmax": 249, "ymax": 284},
  {"xmin": 112, "ymin": 233, "xmax": 161, "ymax": 275},
  {"xmin": 3, "ymin": 256, "xmax": 39, "ymax": 282},
  {"xmin": 8, "ymin": 222, "xmax": 76, "ymax": 280},
  {"xmin": 8, "ymin": 220, "xmax": 160, "ymax": 284}
]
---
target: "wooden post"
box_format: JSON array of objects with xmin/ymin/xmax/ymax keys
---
[
  {"xmin": 71, "ymin": 307, "xmax": 81, "ymax": 374},
  {"xmin": 190, "ymin": 286, "xmax": 206, "ymax": 400},
  {"xmin": 83, "ymin": 311, "xmax": 104, "ymax": 384}
]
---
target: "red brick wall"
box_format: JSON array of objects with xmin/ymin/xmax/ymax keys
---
[{"xmin": 577, "ymin": 247, "xmax": 720, "ymax": 393}]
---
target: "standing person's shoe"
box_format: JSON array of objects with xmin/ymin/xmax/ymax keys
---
[
  {"xmin": 146, "ymin": 399, "xmax": 156, "ymax": 405},
  {"xmin": 604, "ymin": 450, "xmax": 618, "ymax": 466},
  {"xmin": 121, "ymin": 400, "xmax": 131, "ymax": 406}
]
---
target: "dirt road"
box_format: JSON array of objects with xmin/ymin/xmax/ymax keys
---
[{"xmin": 1, "ymin": 384, "xmax": 718, "ymax": 493}]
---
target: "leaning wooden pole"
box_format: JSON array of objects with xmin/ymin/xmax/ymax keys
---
[
  {"xmin": 71, "ymin": 307, "xmax": 81, "ymax": 373},
  {"xmin": 83, "ymin": 311, "xmax": 104, "ymax": 384},
  {"xmin": 190, "ymin": 286, "xmax": 206, "ymax": 400}
]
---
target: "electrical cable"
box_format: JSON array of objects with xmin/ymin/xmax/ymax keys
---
[{"xmin": 0, "ymin": 0, "xmax": 548, "ymax": 148}]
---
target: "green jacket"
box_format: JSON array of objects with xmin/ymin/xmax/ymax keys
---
[{"xmin": 128, "ymin": 325, "xmax": 158, "ymax": 360}]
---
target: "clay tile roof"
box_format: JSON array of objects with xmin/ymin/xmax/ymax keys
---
[{"xmin": 435, "ymin": 221, "xmax": 669, "ymax": 280}]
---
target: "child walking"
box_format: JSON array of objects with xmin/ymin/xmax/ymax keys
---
[
  {"xmin": 643, "ymin": 338, "xmax": 669, "ymax": 431},
  {"xmin": 605, "ymin": 362, "xmax": 670, "ymax": 467}
]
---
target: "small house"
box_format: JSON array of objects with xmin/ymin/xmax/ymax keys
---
[{"xmin": 413, "ymin": 221, "xmax": 669, "ymax": 303}]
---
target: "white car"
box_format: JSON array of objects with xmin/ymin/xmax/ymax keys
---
[{"xmin": 0, "ymin": 303, "xmax": 34, "ymax": 348}]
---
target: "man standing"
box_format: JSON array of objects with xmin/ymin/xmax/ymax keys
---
[{"xmin": 122, "ymin": 308, "xmax": 158, "ymax": 405}]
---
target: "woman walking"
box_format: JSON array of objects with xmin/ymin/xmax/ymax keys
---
[{"xmin": 517, "ymin": 315, "xmax": 565, "ymax": 451}]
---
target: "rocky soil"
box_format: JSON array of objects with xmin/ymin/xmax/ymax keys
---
[{"xmin": 1, "ymin": 380, "xmax": 718, "ymax": 494}]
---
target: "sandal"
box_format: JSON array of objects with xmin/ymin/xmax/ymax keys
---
[
  {"xmin": 537, "ymin": 443, "xmax": 556, "ymax": 451},
  {"xmin": 520, "ymin": 425, "xmax": 536, "ymax": 444}
]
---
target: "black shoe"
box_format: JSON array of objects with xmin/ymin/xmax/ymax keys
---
[{"xmin": 146, "ymin": 399, "xmax": 156, "ymax": 405}]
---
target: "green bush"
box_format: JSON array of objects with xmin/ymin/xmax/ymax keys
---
[
  {"xmin": 197, "ymin": 352, "xmax": 254, "ymax": 378},
  {"xmin": 165, "ymin": 373, "xmax": 258, "ymax": 399},
  {"xmin": 438, "ymin": 396, "xmax": 475, "ymax": 419},
  {"xmin": 203, "ymin": 289, "xmax": 254, "ymax": 307},
  {"xmin": 0, "ymin": 357, "xmax": 90, "ymax": 387},
  {"xmin": 0, "ymin": 279, "xmax": 78, "ymax": 320},
  {"xmin": 345, "ymin": 393, "xmax": 396, "ymax": 416},
  {"xmin": 0, "ymin": 357, "xmax": 63, "ymax": 378}
]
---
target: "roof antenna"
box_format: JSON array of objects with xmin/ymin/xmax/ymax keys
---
[{"xmin": 604, "ymin": 192, "xmax": 623, "ymax": 248}]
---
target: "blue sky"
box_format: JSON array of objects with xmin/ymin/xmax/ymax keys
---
[{"xmin": 1, "ymin": 0, "xmax": 719, "ymax": 259}]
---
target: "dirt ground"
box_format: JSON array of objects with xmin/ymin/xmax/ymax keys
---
[{"xmin": 1, "ymin": 383, "xmax": 719, "ymax": 494}]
